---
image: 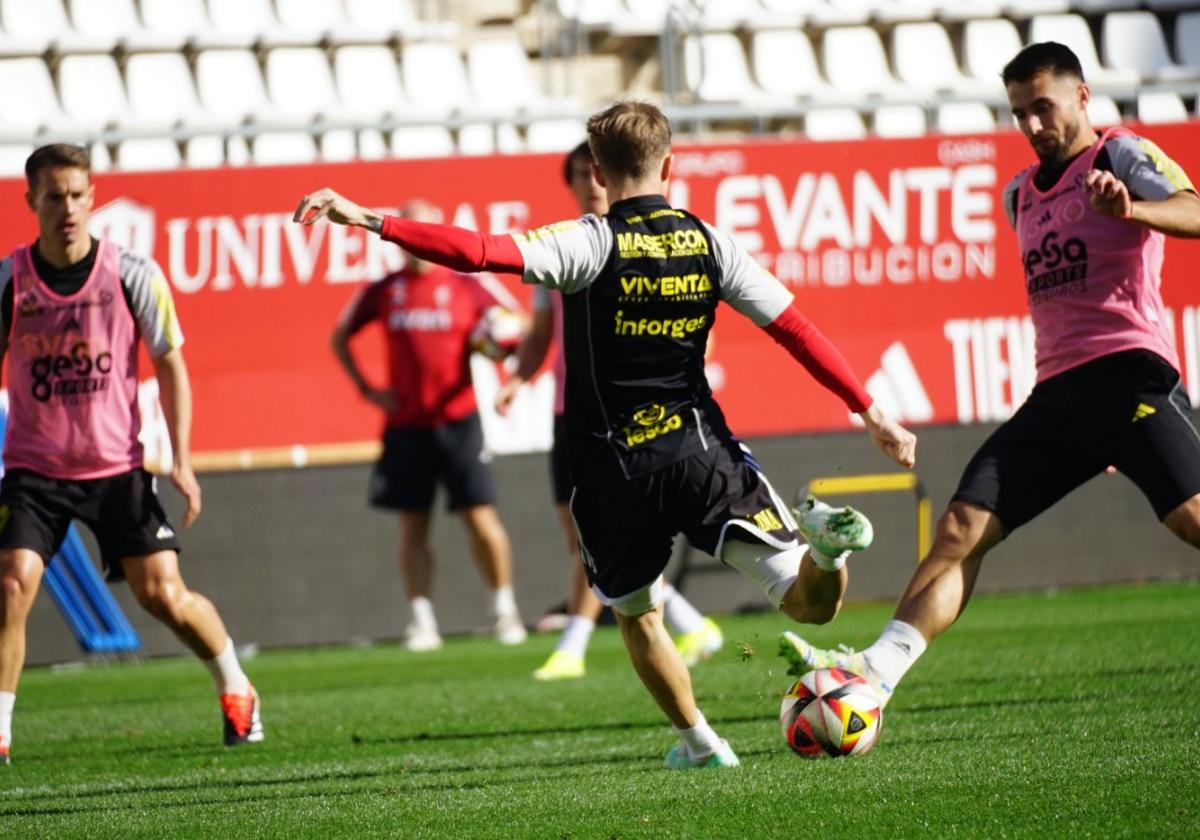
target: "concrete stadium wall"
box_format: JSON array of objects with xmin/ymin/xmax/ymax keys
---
[{"xmin": 24, "ymin": 422, "xmax": 1198, "ymax": 665}]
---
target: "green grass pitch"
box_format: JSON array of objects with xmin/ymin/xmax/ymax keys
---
[{"xmin": 2, "ymin": 581, "xmax": 1198, "ymax": 838}]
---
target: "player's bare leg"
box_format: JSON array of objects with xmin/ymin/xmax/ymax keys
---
[
  {"xmin": 398, "ymin": 510, "xmax": 441, "ymax": 651},
  {"xmin": 122, "ymin": 551, "xmax": 261, "ymax": 746},
  {"xmin": 1163, "ymin": 493, "xmax": 1200, "ymax": 547},
  {"xmin": 616, "ymin": 603, "xmax": 738, "ymax": 769},
  {"xmin": 779, "ymin": 502, "xmax": 1003, "ymax": 705},
  {"xmin": 779, "ymin": 552, "xmax": 847, "ymax": 625},
  {"xmin": 460, "ymin": 504, "xmax": 525, "ymax": 644},
  {"xmin": 0, "ymin": 549, "xmax": 45, "ymax": 764},
  {"xmin": 535, "ymin": 504, "xmax": 600, "ymax": 679}
]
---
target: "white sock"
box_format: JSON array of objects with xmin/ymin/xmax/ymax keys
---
[
  {"xmin": 203, "ymin": 638, "xmax": 251, "ymax": 697},
  {"xmin": 492, "ymin": 585, "xmax": 517, "ymax": 618},
  {"xmin": 863, "ymin": 620, "xmax": 928, "ymax": 690},
  {"xmin": 0, "ymin": 691, "xmax": 14, "ymax": 744},
  {"xmin": 806, "ymin": 544, "xmax": 847, "ymax": 572},
  {"xmin": 662, "ymin": 584, "xmax": 706, "ymax": 635},
  {"xmin": 410, "ymin": 596, "xmax": 437, "ymax": 629},
  {"xmin": 674, "ymin": 709, "xmax": 722, "ymax": 757},
  {"xmin": 555, "ymin": 615, "xmax": 595, "ymax": 658},
  {"xmin": 719, "ymin": 539, "xmax": 803, "ymax": 608}
]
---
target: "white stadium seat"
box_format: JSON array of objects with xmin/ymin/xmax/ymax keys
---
[
  {"xmin": 751, "ymin": 30, "xmax": 834, "ymax": 101},
  {"xmin": 873, "ymin": 0, "xmax": 940, "ymax": 24},
  {"xmin": 936, "ymin": 101, "xmax": 996, "ymax": 134},
  {"xmin": 756, "ymin": 0, "xmax": 814, "ymax": 25},
  {"xmin": 0, "ymin": 144, "xmax": 31, "ymax": 176},
  {"xmin": 335, "ymin": 46, "xmax": 407, "ymax": 120},
  {"xmin": 804, "ymin": 107, "xmax": 867, "ymax": 141},
  {"xmin": 892, "ymin": 22, "xmax": 996, "ymax": 97},
  {"xmin": 1145, "ymin": 0, "xmax": 1199, "ymax": 9},
  {"xmin": 252, "ymin": 131, "xmax": 318, "ymax": 164},
  {"xmin": 466, "ymin": 39, "xmax": 548, "ymax": 113},
  {"xmin": 1074, "ymin": 0, "xmax": 1139, "ymax": 10},
  {"xmin": 390, "ymin": 126, "xmax": 456, "ymax": 159},
  {"xmin": 208, "ymin": 0, "xmax": 311, "ymax": 47},
  {"xmin": 89, "ymin": 141, "xmax": 112, "ymax": 172},
  {"xmin": 0, "ymin": 58, "xmax": 69, "ymax": 131},
  {"xmin": 265, "ymin": 48, "xmax": 349, "ymax": 121},
  {"xmin": 1086, "ymin": 94, "xmax": 1122, "ymax": 126},
  {"xmin": 555, "ymin": 0, "xmax": 624, "ymax": 28},
  {"xmin": 874, "ymin": 104, "xmax": 927, "ymax": 137},
  {"xmin": 934, "ymin": 0, "xmax": 1003, "ymax": 22},
  {"xmin": 402, "ymin": 42, "xmax": 471, "ymax": 116},
  {"xmin": 1136, "ymin": 91, "xmax": 1188, "ymax": 124},
  {"xmin": 358, "ymin": 128, "xmax": 388, "ymax": 160},
  {"xmin": 684, "ymin": 33, "xmax": 765, "ymax": 104},
  {"xmin": 1, "ymin": 0, "xmax": 111, "ymax": 53},
  {"xmin": 1002, "ymin": 0, "xmax": 1070, "ymax": 15},
  {"xmin": 57, "ymin": 55, "xmax": 141, "ymax": 128},
  {"xmin": 225, "ymin": 135, "xmax": 251, "ymax": 166},
  {"xmin": 274, "ymin": 0, "xmax": 344, "ymax": 39},
  {"xmin": 525, "ymin": 118, "xmax": 585, "ymax": 152},
  {"xmin": 805, "ymin": 0, "xmax": 872, "ymax": 26},
  {"xmin": 126, "ymin": 53, "xmax": 220, "ymax": 128},
  {"xmin": 1102, "ymin": 12, "xmax": 1200, "ymax": 82},
  {"xmin": 115, "ymin": 138, "xmax": 182, "ymax": 171},
  {"xmin": 140, "ymin": 0, "xmax": 226, "ymax": 46},
  {"xmin": 963, "ymin": 17, "xmax": 1023, "ymax": 89},
  {"xmin": 185, "ymin": 135, "xmax": 226, "ymax": 168},
  {"xmin": 1179, "ymin": 13, "xmax": 1200, "ymax": 69},
  {"xmin": 66, "ymin": 0, "xmax": 181, "ymax": 51},
  {"xmin": 320, "ymin": 129, "xmax": 357, "ymax": 162},
  {"xmin": 196, "ymin": 49, "xmax": 276, "ymax": 123},
  {"xmin": 822, "ymin": 26, "xmax": 904, "ymax": 99},
  {"xmin": 1029, "ymin": 14, "xmax": 1139, "ymax": 89},
  {"xmin": 459, "ymin": 123, "xmax": 523, "ymax": 156},
  {"xmin": 612, "ymin": 0, "xmax": 671, "ymax": 36}
]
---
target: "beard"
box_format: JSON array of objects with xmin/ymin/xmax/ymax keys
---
[{"xmin": 1035, "ymin": 120, "xmax": 1081, "ymax": 166}]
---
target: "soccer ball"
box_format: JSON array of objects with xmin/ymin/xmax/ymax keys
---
[
  {"xmin": 779, "ymin": 667, "xmax": 883, "ymax": 758},
  {"xmin": 469, "ymin": 306, "xmax": 526, "ymax": 361}
]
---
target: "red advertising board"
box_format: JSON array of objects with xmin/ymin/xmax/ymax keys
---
[{"xmin": 1, "ymin": 124, "xmax": 1198, "ymax": 466}]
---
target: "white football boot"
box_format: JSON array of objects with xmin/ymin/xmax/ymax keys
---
[{"xmin": 793, "ymin": 495, "xmax": 873, "ymax": 566}]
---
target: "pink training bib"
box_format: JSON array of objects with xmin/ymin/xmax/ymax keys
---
[
  {"xmin": 5, "ymin": 240, "xmax": 143, "ymax": 479},
  {"xmin": 1017, "ymin": 126, "xmax": 1178, "ymax": 383}
]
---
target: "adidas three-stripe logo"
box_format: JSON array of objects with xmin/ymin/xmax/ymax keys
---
[{"xmin": 1132, "ymin": 403, "xmax": 1156, "ymax": 423}]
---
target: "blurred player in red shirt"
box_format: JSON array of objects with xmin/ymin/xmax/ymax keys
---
[{"xmin": 332, "ymin": 199, "xmax": 526, "ymax": 651}]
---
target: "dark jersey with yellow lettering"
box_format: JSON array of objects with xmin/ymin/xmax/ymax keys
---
[{"xmin": 515, "ymin": 194, "xmax": 794, "ymax": 484}]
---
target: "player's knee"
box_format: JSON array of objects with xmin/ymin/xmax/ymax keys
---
[
  {"xmin": 934, "ymin": 503, "xmax": 992, "ymax": 561},
  {"xmin": 0, "ymin": 571, "xmax": 36, "ymax": 618},
  {"xmin": 1166, "ymin": 507, "xmax": 1200, "ymax": 548},
  {"xmin": 133, "ymin": 579, "xmax": 188, "ymax": 625}
]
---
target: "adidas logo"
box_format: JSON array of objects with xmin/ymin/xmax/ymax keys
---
[
  {"xmin": 1036, "ymin": 209, "xmax": 1052, "ymax": 227},
  {"xmin": 1132, "ymin": 403, "xmax": 1156, "ymax": 423},
  {"xmin": 156, "ymin": 524, "xmax": 175, "ymax": 539},
  {"xmin": 852, "ymin": 341, "xmax": 933, "ymax": 426}
]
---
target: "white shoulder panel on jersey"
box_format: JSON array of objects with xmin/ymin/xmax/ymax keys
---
[
  {"xmin": 1002, "ymin": 168, "xmax": 1029, "ymax": 230},
  {"xmin": 702, "ymin": 221, "xmax": 793, "ymax": 327},
  {"xmin": 1105, "ymin": 134, "xmax": 1196, "ymax": 203},
  {"xmin": 513, "ymin": 214, "xmax": 612, "ymax": 293},
  {"xmin": 116, "ymin": 244, "xmax": 184, "ymax": 358}
]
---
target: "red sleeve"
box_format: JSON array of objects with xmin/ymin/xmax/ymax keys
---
[
  {"xmin": 380, "ymin": 216, "xmax": 525, "ymax": 275},
  {"xmin": 762, "ymin": 303, "xmax": 873, "ymax": 413}
]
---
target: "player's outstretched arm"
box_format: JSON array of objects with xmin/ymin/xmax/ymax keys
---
[{"xmin": 1084, "ymin": 170, "xmax": 1200, "ymax": 237}]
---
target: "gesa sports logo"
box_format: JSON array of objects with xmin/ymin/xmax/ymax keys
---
[
  {"xmin": 1022, "ymin": 231, "xmax": 1088, "ymax": 303},
  {"xmin": 623, "ymin": 403, "xmax": 684, "ymax": 448},
  {"xmin": 30, "ymin": 343, "xmax": 113, "ymax": 403}
]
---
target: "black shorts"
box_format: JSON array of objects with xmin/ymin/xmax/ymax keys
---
[
  {"xmin": 549, "ymin": 413, "xmax": 572, "ymax": 505},
  {"xmin": 0, "ymin": 468, "xmax": 182, "ymax": 581},
  {"xmin": 569, "ymin": 440, "xmax": 798, "ymax": 599},
  {"xmin": 370, "ymin": 413, "xmax": 496, "ymax": 512},
  {"xmin": 953, "ymin": 349, "xmax": 1200, "ymax": 532}
]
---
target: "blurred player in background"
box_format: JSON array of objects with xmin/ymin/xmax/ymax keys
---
[
  {"xmin": 781, "ymin": 42, "xmax": 1200, "ymax": 707},
  {"xmin": 0, "ymin": 144, "xmax": 262, "ymax": 765},
  {"xmin": 495, "ymin": 142, "xmax": 723, "ymax": 681},
  {"xmin": 296, "ymin": 100, "xmax": 916, "ymax": 769},
  {"xmin": 331, "ymin": 199, "xmax": 526, "ymax": 653}
]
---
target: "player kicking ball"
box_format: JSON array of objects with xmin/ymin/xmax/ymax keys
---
[
  {"xmin": 294, "ymin": 100, "xmax": 915, "ymax": 769},
  {"xmin": 780, "ymin": 43, "xmax": 1200, "ymax": 710},
  {"xmin": 0, "ymin": 145, "xmax": 262, "ymax": 765}
]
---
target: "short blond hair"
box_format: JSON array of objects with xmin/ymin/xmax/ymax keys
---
[{"xmin": 586, "ymin": 100, "xmax": 672, "ymax": 183}]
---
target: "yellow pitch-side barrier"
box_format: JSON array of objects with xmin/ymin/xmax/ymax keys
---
[{"xmin": 799, "ymin": 473, "xmax": 932, "ymax": 564}]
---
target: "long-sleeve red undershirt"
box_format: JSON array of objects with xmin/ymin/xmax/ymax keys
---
[{"xmin": 380, "ymin": 215, "xmax": 873, "ymax": 413}]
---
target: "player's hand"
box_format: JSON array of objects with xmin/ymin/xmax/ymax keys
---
[
  {"xmin": 293, "ymin": 188, "xmax": 382, "ymax": 229},
  {"xmin": 1083, "ymin": 169, "xmax": 1133, "ymax": 220},
  {"xmin": 172, "ymin": 463, "xmax": 202, "ymax": 528},
  {"xmin": 860, "ymin": 405, "xmax": 917, "ymax": 469},
  {"xmin": 493, "ymin": 377, "xmax": 525, "ymax": 417},
  {"xmin": 362, "ymin": 387, "xmax": 398, "ymax": 413}
]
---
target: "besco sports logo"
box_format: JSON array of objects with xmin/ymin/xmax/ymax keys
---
[
  {"xmin": 1022, "ymin": 231, "xmax": 1088, "ymax": 303},
  {"xmin": 623, "ymin": 403, "xmax": 684, "ymax": 448}
]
